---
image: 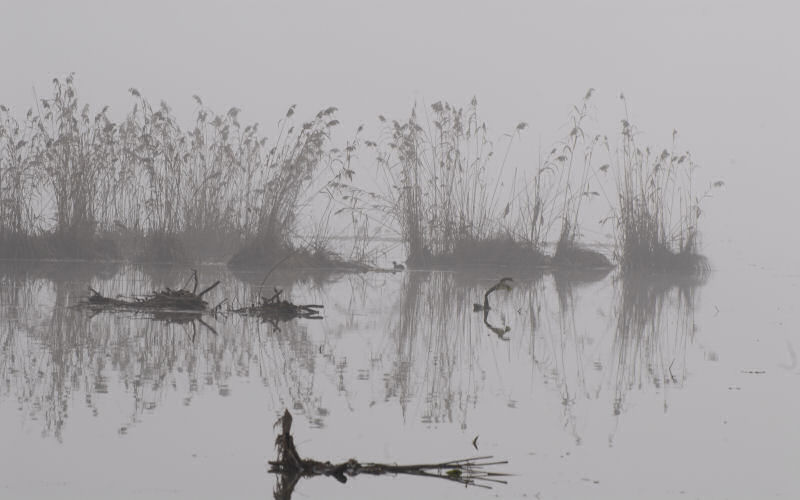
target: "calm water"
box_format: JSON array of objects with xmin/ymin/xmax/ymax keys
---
[{"xmin": 0, "ymin": 259, "xmax": 797, "ymax": 499}]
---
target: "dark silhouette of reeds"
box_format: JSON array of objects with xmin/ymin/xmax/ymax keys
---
[
  {"xmin": 0, "ymin": 77, "xmax": 714, "ymax": 274},
  {"xmin": 610, "ymin": 96, "xmax": 714, "ymax": 274},
  {"xmin": 0, "ymin": 75, "xmax": 353, "ymax": 266},
  {"xmin": 529, "ymin": 90, "xmax": 611, "ymax": 269},
  {"xmin": 364, "ymin": 94, "xmax": 618, "ymax": 271},
  {"xmin": 365, "ymin": 99, "xmax": 542, "ymax": 268}
]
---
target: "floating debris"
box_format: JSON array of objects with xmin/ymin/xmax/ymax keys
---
[
  {"xmin": 269, "ymin": 410, "xmax": 508, "ymax": 498},
  {"xmin": 83, "ymin": 270, "xmax": 220, "ymax": 312},
  {"xmin": 233, "ymin": 288, "xmax": 323, "ymax": 324},
  {"xmin": 79, "ymin": 270, "xmax": 221, "ymax": 338}
]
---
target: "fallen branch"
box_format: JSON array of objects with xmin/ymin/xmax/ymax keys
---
[
  {"xmin": 473, "ymin": 277, "xmax": 513, "ymax": 312},
  {"xmin": 268, "ymin": 409, "xmax": 509, "ymax": 498},
  {"xmin": 82, "ymin": 271, "xmax": 220, "ymax": 312}
]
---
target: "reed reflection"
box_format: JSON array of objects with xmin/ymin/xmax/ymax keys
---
[
  {"xmin": 377, "ymin": 265, "xmax": 704, "ymax": 439},
  {"xmin": 381, "ymin": 271, "xmax": 547, "ymax": 426},
  {"xmin": 0, "ymin": 265, "xmax": 338, "ymax": 438},
  {"xmin": 0, "ymin": 262, "xmax": 706, "ymax": 446},
  {"xmin": 610, "ymin": 272, "xmax": 705, "ymax": 417},
  {"xmin": 1, "ymin": 273, "xmax": 101, "ymax": 441},
  {"xmin": 540, "ymin": 267, "xmax": 705, "ymax": 444}
]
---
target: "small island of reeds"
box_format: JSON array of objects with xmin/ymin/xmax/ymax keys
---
[{"xmin": 0, "ymin": 76, "xmax": 720, "ymax": 276}]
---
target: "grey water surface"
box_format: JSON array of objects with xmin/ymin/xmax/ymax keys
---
[{"xmin": 0, "ymin": 260, "xmax": 797, "ymax": 499}]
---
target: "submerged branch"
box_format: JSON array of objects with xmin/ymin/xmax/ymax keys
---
[{"xmin": 473, "ymin": 277, "xmax": 513, "ymax": 311}]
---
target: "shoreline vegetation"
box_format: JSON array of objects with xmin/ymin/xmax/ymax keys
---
[{"xmin": 0, "ymin": 75, "xmax": 720, "ymax": 275}]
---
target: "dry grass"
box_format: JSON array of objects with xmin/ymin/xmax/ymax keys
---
[
  {"xmin": 611, "ymin": 95, "xmax": 712, "ymax": 274},
  {"xmin": 366, "ymin": 99, "xmax": 527, "ymax": 267},
  {"xmin": 413, "ymin": 235, "xmax": 550, "ymax": 269},
  {"xmin": 0, "ymin": 75, "xmax": 355, "ymax": 265},
  {"xmin": 552, "ymin": 239, "xmax": 613, "ymax": 270},
  {"xmin": 0, "ymin": 77, "xmax": 715, "ymax": 273}
]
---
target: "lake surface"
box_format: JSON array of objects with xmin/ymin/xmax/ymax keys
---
[{"xmin": 0, "ymin": 259, "xmax": 797, "ymax": 499}]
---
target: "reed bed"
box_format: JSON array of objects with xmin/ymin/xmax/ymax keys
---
[
  {"xmin": 364, "ymin": 99, "xmax": 540, "ymax": 267},
  {"xmin": 0, "ymin": 77, "xmax": 714, "ymax": 274},
  {"xmin": 0, "ymin": 75, "xmax": 354, "ymax": 265},
  {"xmin": 610, "ymin": 95, "xmax": 713, "ymax": 274},
  {"xmin": 362, "ymin": 93, "xmax": 618, "ymax": 270},
  {"xmin": 524, "ymin": 90, "xmax": 612, "ymax": 269}
]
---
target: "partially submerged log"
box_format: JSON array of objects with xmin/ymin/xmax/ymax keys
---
[{"xmin": 269, "ymin": 409, "xmax": 508, "ymax": 498}]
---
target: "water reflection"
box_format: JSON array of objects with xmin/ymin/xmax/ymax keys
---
[
  {"xmin": 382, "ymin": 271, "xmax": 547, "ymax": 426},
  {"xmin": 0, "ymin": 265, "xmax": 332, "ymax": 438},
  {"xmin": 610, "ymin": 273, "xmax": 705, "ymax": 417},
  {"xmin": 538, "ymin": 269, "xmax": 703, "ymax": 444},
  {"xmin": 0, "ymin": 263, "xmax": 706, "ymax": 446}
]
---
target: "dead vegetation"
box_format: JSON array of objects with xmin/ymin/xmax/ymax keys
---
[
  {"xmin": 81, "ymin": 267, "xmax": 325, "ymax": 329},
  {"xmin": 0, "ymin": 75, "xmax": 360, "ymax": 266},
  {"xmin": 80, "ymin": 270, "xmax": 223, "ymax": 338},
  {"xmin": 611, "ymin": 96, "xmax": 718, "ymax": 274},
  {"xmin": 269, "ymin": 409, "xmax": 508, "ymax": 498},
  {"xmin": 0, "ymin": 76, "xmax": 716, "ymax": 274},
  {"xmin": 85, "ymin": 270, "xmax": 220, "ymax": 312},
  {"xmin": 232, "ymin": 288, "xmax": 323, "ymax": 324}
]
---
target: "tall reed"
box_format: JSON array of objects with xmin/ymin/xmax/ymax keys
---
[
  {"xmin": 229, "ymin": 105, "xmax": 344, "ymax": 265},
  {"xmin": 611, "ymin": 95, "xmax": 710, "ymax": 273},
  {"xmin": 0, "ymin": 75, "xmax": 351, "ymax": 264},
  {"xmin": 371, "ymin": 99, "xmax": 526, "ymax": 266},
  {"xmin": 0, "ymin": 104, "xmax": 40, "ymax": 254},
  {"xmin": 0, "ymin": 75, "xmax": 714, "ymax": 272},
  {"xmin": 519, "ymin": 90, "xmax": 610, "ymax": 268},
  {"xmin": 2, "ymin": 75, "xmax": 122, "ymax": 257}
]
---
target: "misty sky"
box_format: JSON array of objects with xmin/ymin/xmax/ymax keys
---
[{"xmin": 3, "ymin": 0, "xmax": 799, "ymax": 269}]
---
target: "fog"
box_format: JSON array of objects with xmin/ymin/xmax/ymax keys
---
[
  {"xmin": 1, "ymin": 2, "xmax": 799, "ymax": 499},
  {"xmin": 3, "ymin": 0, "xmax": 799, "ymax": 266}
]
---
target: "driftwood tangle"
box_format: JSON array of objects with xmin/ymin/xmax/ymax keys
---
[
  {"xmin": 269, "ymin": 409, "xmax": 508, "ymax": 499},
  {"xmin": 85, "ymin": 270, "xmax": 220, "ymax": 312},
  {"xmin": 82, "ymin": 269, "xmax": 323, "ymax": 335},
  {"xmin": 81, "ymin": 270, "xmax": 221, "ymax": 337}
]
